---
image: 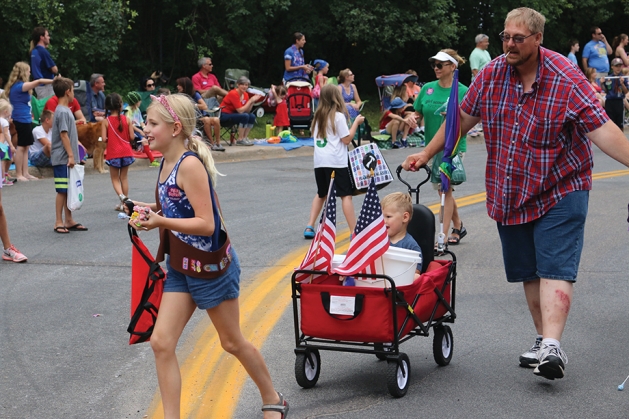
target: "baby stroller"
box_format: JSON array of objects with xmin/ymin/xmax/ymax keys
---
[
  {"xmin": 375, "ymin": 73, "xmax": 420, "ymax": 111},
  {"xmin": 224, "ymin": 68, "xmax": 268, "ymax": 117},
  {"xmin": 285, "ymin": 78, "xmax": 313, "ymax": 133},
  {"xmin": 291, "ymin": 166, "xmax": 457, "ymax": 398}
]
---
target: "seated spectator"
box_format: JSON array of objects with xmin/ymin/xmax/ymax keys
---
[
  {"xmin": 140, "ymin": 77, "xmax": 156, "ymax": 93},
  {"xmin": 220, "ymin": 76, "xmax": 261, "ymax": 146},
  {"xmin": 29, "ymin": 109, "xmax": 53, "ymax": 167},
  {"xmin": 88, "ymin": 73, "xmax": 106, "ymax": 122},
  {"xmin": 192, "ymin": 57, "xmax": 229, "ymax": 101},
  {"xmin": 405, "ymin": 70, "xmax": 421, "ymax": 103},
  {"xmin": 337, "ymin": 68, "xmax": 362, "ymax": 119},
  {"xmin": 44, "ymin": 95, "xmax": 87, "ymax": 124},
  {"xmin": 379, "ymin": 97, "xmax": 416, "ymax": 148},
  {"xmin": 176, "ymin": 77, "xmax": 224, "ymax": 151}
]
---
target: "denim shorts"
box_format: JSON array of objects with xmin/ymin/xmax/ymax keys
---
[
  {"xmin": 164, "ymin": 248, "xmax": 240, "ymax": 310},
  {"xmin": 496, "ymin": 190, "xmax": 589, "ymax": 282}
]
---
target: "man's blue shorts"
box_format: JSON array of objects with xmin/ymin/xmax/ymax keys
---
[
  {"xmin": 53, "ymin": 165, "xmax": 69, "ymax": 193},
  {"xmin": 496, "ymin": 191, "xmax": 589, "ymax": 283}
]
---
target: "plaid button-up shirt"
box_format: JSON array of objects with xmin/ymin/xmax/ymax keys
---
[{"xmin": 461, "ymin": 47, "xmax": 609, "ymax": 225}]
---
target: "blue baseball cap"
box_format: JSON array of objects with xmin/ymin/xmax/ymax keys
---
[{"xmin": 390, "ymin": 97, "xmax": 406, "ymax": 109}]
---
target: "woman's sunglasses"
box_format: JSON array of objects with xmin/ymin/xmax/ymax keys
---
[
  {"xmin": 146, "ymin": 83, "xmax": 155, "ymax": 87},
  {"xmin": 431, "ymin": 62, "xmax": 451, "ymax": 70}
]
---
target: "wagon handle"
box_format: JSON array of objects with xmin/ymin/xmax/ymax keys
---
[{"xmin": 396, "ymin": 164, "xmax": 431, "ymax": 205}]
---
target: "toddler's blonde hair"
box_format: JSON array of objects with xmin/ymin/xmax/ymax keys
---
[
  {"xmin": 0, "ymin": 99, "xmax": 13, "ymax": 116},
  {"xmin": 381, "ymin": 192, "xmax": 413, "ymax": 220}
]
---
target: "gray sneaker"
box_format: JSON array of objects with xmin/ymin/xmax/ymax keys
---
[
  {"xmin": 534, "ymin": 343, "xmax": 568, "ymax": 380},
  {"xmin": 235, "ymin": 139, "xmax": 253, "ymax": 146},
  {"xmin": 519, "ymin": 336, "xmax": 543, "ymax": 368}
]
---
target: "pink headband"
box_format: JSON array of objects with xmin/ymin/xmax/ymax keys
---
[{"xmin": 150, "ymin": 95, "xmax": 180, "ymax": 123}]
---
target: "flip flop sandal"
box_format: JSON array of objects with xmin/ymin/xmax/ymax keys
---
[
  {"xmin": 54, "ymin": 226, "xmax": 70, "ymax": 234},
  {"xmin": 304, "ymin": 225, "xmax": 315, "ymax": 239},
  {"xmin": 261, "ymin": 392, "xmax": 289, "ymax": 418},
  {"xmin": 448, "ymin": 222, "xmax": 467, "ymax": 245},
  {"xmin": 66, "ymin": 223, "xmax": 88, "ymax": 231}
]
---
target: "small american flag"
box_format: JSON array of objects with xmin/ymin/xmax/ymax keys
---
[
  {"xmin": 334, "ymin": 178, "xmax": 389, "ymax": 276},
  {"xmin": 295, "ymin": 178, "xmax": 337, "ymax": 282}
]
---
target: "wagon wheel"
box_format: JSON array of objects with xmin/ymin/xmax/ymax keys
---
[
  {"xmin": 295, "ymin": 349, "xmax": 320, "ymax": 388},
  {"xmin": 386, "ymin": 353, "xmax": 410, "ymax": 398},
  {"xmin": 432, "ymin": 325, "xmax": 453, "ymax": 366},
  {"xmin": 256, "ymin": 107, "xmax": 265, "ymax": 118}
]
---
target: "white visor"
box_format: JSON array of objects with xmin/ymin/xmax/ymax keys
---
[{"xmin": 429, "ymin": 51, "xmax": 458, "ymax": 67}]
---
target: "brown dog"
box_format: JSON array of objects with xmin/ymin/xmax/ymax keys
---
[{"xmin": 77, "ymin": 121, "xmax": 107, "ymax": 173}]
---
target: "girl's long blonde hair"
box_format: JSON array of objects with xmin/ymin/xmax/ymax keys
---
[
  {"xmin": 311, "ymin": 84, "xmax": 348, "ymax": 138},
  {"xmin": 2, "ymin": 62, "xmax": 31, "ymax": 100},
  {"xmin": 147, "ymin": 93, "xmax": 223, "ymax": 186}
]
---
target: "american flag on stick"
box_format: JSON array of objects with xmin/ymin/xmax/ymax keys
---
[
  {"xmin": 333, "ymin": 177, "xmax": 389, "ymax": 276},
  {"xmin": 295, "ymin": 177, "xmax": 337, "ymax": 282}
]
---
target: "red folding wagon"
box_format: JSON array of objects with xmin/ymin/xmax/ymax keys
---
[{"xmin": 291, "ymin": 166, "xmax": 458, "ymax": 397}]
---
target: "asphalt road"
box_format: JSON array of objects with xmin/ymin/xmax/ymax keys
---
[{"xmin": 1, "ymin": 140, "xmax": 628, "ymax": 419}]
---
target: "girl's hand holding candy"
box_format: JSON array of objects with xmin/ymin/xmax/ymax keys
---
[{"xmin": 129, "ymin": 206, "xmax": 161, "ymax": 231}]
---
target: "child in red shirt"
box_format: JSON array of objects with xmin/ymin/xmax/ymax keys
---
[{"xmin": 101, "ymin": 93, "xmax": 135, "ymax": 211}]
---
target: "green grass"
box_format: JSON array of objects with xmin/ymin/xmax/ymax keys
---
[{"xmin": 249, "ymin": 95, "xmax": 382, "ymax": 139}]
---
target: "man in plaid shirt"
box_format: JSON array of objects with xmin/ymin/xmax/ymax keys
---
[{"xmin": 403, "ymin": 7, "xmax": 629, "ymax": 381}]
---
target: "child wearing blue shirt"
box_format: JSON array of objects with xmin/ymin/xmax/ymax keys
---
[{"xmin": 381, "ymin": 192, "xmax": 423, "ymax": 275}]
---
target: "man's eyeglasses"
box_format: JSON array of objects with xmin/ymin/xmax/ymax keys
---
[
  {"xmin": 146, "ymin": 83, "xmax": 155, "ymax": 87},
  {"xmin": 431, "ymin": 62, "xmax": 451, "ymax": 70},
  {"xmin": 499, "ymin": 31, "xmax": 537, "ymax": 44}
]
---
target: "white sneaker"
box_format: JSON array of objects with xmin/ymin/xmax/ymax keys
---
[
  {"xmin": 2, "ymin": 245, "xmax": 28, "ymax": 263},
  {"xmin": 534, "ymin": 343, "xmax": 568, "ymax": 380},
  {"xmin": 519, "ymin": 336, "xmax": 543, "ymax": 368}
]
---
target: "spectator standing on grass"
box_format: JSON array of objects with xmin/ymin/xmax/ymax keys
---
[
  {"xmin": 3, "ymin": 61, "xmax": 53, "ymax": 182},
  {"xmin": 611, "ymin": 34, "xmax": 629, "ymax": 67},
  {"xmin": 283, "ymin": 32, "xmax": 313, "ymax": 83},
  {"xmin": 567, "ymin": 39, "xmax": 579, "ymax": 67},
  {"xmin": 470, "ymin": 34, "xmax": 491, "ymax": 80},
  {"xmin": 30, "ymin": 26, "xmax": 58, "ymax": 99},
  {"xmin": 468, "ymin": 34, "xmax": 491, "ymax": 137},
  {"xmin": 582, "ymin": 26, "xmax": 612, "ymax": 77}
]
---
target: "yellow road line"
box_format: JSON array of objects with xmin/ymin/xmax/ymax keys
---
[{"xmin": 148, "ymin": 168, "xmax": 629, "ymax": 418}]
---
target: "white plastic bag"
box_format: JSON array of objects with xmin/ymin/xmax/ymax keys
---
[{"xmin": 67, "ymin": 165, "xmax": 85, "ymax": 211}]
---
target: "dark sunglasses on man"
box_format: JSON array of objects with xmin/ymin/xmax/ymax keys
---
[{"xmin": 499, "ymin": 31, "xmax": 537, "ymax": 44}]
